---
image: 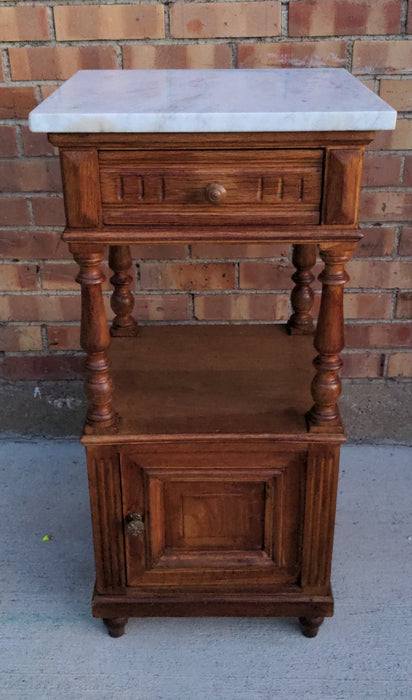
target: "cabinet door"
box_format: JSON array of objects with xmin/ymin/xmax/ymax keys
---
[{"xmin": 120, "ymin": 447, "xmax": 306, "ymax": 588}]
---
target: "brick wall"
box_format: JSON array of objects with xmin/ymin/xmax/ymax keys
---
[{"xmin": 0, "ymin": 0, "xmax": 411, "ymax": 380}]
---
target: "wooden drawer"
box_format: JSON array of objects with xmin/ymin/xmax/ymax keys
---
[{"xmin": 99, "ymin": 149, "xmax": 324, "ymax": 227}]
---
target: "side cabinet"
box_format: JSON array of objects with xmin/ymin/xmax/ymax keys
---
[{"xmin": 86, "ymin": 441, "xmax": 340, "ymax": 614}]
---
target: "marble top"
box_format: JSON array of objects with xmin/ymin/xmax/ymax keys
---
[{"xmin": 29, "ymin": 68, "xmax": 396, "ymax": 133}]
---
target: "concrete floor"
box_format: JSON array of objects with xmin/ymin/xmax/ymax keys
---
[{"xmin": 1, "ymin": 441, "xmax": 411, "ymax": 699}]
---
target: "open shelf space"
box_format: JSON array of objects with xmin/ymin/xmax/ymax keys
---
[{"xmin": 95, "ymin": 324, "xmax": 317, "ymax": 440}]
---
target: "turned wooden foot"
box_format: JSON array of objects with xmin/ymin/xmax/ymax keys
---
[
  {"xmin": 103, "ymin": 617, "xmax": 128, "ymax": 638},
  {"xmin": 299, "ymin": 616, "xmax": 324, "ymax": 638}
]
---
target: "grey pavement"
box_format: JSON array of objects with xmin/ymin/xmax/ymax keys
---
[{"xmin": 1, "ymin": 441, "xmax": 411, "ymax": 699}]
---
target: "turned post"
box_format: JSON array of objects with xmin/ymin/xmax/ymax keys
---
[
  {"xmin": 287, "ymin": 243, "xmax": 317, "ymax": 335},
  {"xmin": 71, "ymin": 243, "xmax": 116, "ymax": 430},
  {"xmin": 307, "ymin": 243, "xmax": 354, "ymax": 430},
  {"xmin": 108, "ymin": 245, "xmax": 138, "ymax": 337}
]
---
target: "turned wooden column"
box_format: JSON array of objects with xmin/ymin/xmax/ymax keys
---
[
  {"xmin": 307, "ymin": 243, "xmax": 354, "ymax": 431},
  {"xmin": 108, "ymin": 245, "xmax": 138, "ymax": 337},
  {"xmin": 70, "ymin": 243, "xmax": 116, "ymax": 431},
  {"xmin": 287, "ymin": 243, "xmax": 317, "ymax": 335}
]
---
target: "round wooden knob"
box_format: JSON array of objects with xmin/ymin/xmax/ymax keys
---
[{"xmin": 205, "ymin": 182, "xmax": 227, "ymax": 205}]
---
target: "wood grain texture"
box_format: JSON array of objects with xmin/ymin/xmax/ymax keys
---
[
  {"xmin": 119, "ymin": 445, "xmax": 305, "ymax": 588},
  {"xmin": 301, "ymin": 444, "xmax": 340, "ymax": 593},
  {"xmin": 287, "ymin": 243, "xmax": 317, "ymax": 335},
  {"xmin": 63, "ymin": 225, "xmax": 363, "ymax": 245},
  {"xmin": 61, "ymin": 149, "xmax": 102, "ymax": 227},
  {"xmin": 99, "ymin": 148, "xmax": 323, "ymax": 227},
  {"xmin": 108, "ymin": 245, "xmax": 138, "ymax": 337},
  {"xmin": 56, "ymin": 126, "xmax": 369, "ymax": 632},
  {"xmin": 322, "ymin": 147, "xmax": 364, "ymax": 226},
  {"xmin": 308, "ymin": 243, "xmax": 355, "ymax": 431},
  {"xmin": 92, "ymin": 587, "xmax": 333, "ymax": 619},
  {"xmin": 49, "ymin": 131, "xmax": 375, "ymax": 149},
  {"xmin": 91, "ymin": 325, "xmax": 315, "ymax": 439},
  {"xmin": 70, "ymin": 242, "xmax": 116, "ymax": 430},
  {"xmin": 86, "ymin": 445, "xmax": 126, "ymax": 594}
]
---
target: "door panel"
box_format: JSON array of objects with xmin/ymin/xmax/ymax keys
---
[{"xmin": 120, "ymin": 448, "xmax": 306, "ymax": 588}]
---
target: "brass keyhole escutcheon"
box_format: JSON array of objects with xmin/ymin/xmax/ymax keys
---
[
  {"xmin": 125, "ymin": 512, "xmax": 145, "ymax": 536},
  {"xmin": 205, "ymin": 182, "xmax": 227, "ymax": 205}
]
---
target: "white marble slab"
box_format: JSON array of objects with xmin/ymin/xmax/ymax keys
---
[{"xmin": 29, "ymin": 69, "xmax": 396, "ymax": 133}]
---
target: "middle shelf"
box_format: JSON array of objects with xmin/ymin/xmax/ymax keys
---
[{"xmin": 96, "ymin": 324, "xmax": 318, "ymax": 440}]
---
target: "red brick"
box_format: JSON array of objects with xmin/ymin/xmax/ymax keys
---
[
  {"xmin": 368, "ymin": 120, "xmax": 412, "ymax": 151},
  {"xmin": 140, "ymin": 262, "xmax": 236, "ymax": 291},
  {"xmin": 40, "ymin": 263, "xmax": 79, "ymax": 291},
  {"xmin": 359, "ymin": 79, "xmax": 376, "ymax": 92},
  {"xmin": 0, "ymin": 126, "xmax": 18, "ymax": 158},
  {"xmin": 0, "ymin": 159, "xmax": 61, "ymax": 193},
  {"xmin": 0, "ymin": 355, "xmax": 84, "ymax": 381},
  {"xmin": 289, "ymin": 0, "xmax": 401, "ymax": 36},
  {"xmin": 0, "ymin": 295, "xmax": 80, "ymax": 323},
  {"xmin": 54, "ymin": 5, "xmax": 165, "ymax": 41},
  {"xmin": 133, "ymin": 294, "xmax": 190, "ymax": 321},
  {"xmin": 0, "ymin": 199, "xmax": 31, "ymax": 227},
  {"xmin": 20, "ymin": 127, "xmax": 56, "ymax": 158},
  {"xmin": 239, "ymin": 261, "xmax": 311, "ymax": 289},
  {"xmin": 399, "ymin": 227, "xmax": 412, "ymax": 255},
  {"xmin": 362, "ymin": 154, "xmax": 402, "ymax": 187},
  {"xmin": 356, "ymin": 227, "xmax": 395, "ymax": 256},
  {"xmin": 353, "ymin": 40, "xmax": 412, "ymax": 74},
  {"xmin": 9, "ymin": 46, "xmax": 118, "ymax": 82},
  {"xmin": 237, "ymin": 40, "xmax": 347, "ymax": 68},
  {"xmin": 123, "ymin": 44, "xmax": 232, "ymax": 70},
  {"xmin": 344, "ymin": 292, "xmax": 392, "ymax": 319},
  {"xmin": 170, "ymin": 2, "xmax": 280, "ymax": 39},
  {"xmin": 0, "ymin": 55, "xmax": 4, "ymax": 83},
  {"xmin": 379, "ymin": 79, "xmax": 412, "ymax": 111},
  {"xmin": 402, "ymin": 156, "xmax": 412, "ymax": 186},
  {"xmin": 387, "ymin": 353, "xmax": 412, "ymax": 377},
  {"xmin": 41, "ymin": 86, "xmax": 59, "ymax": 100},
  {"xmin": 194, "ymin": 293, "xmax": 289, "ymax": 321},
  {"xmin": 346, "ymin": 322, "xmax": 412, "ymax": 348},
  {"xmin": 0, "ymin": 6, "xmax": 49, "ymax": 41},
  {"xmin": 409, "ymin": 3, "xmax": 412, "ymax": 34},
  {"xmin": 310, "ymin": 292, "xmax": 381, "ymax": 320},
  {"xmin": 40, "ymin": 262, "xmax": 130, "ymax": 292},
  {"xmin": 32, "ymin": 197, "xmax": 66, "ymax": 227},
  {"xmin": 191, "ymin": 243, "xmax": 290, "ymax": 259},
  {"xmin": 0, "ymin": 263, "xmax": 37, "ymax": 291},
  {"xmin": 46, "ymin": 303, "xmax": 189, "ymax": 346},
  {"xmin": 131, "ymin": 243, "xmax": 188, "ymax": 261},
  {"xmin": 341, "ymin": 351, "xmax": 384, "ymax": 378},
  {"xmin": 0, "ymin": 87, "xmax": 37, "ymax": 119},
  {"xmin": 0, "ymin": 325, "xmax": 43, "ymax": 353},
  {"xmin": 359, "ymin": 191, "xmax": 412, "ymax": 222},
  {"xmin": 396, "ymin": 292, "xmax": 412, "ymax": 318},
  {"xmin": 347, "ymin": 260, "xmax": 412, "ymax": 288},
  {"xmin": 0, "ymin": 230, "xmax": 69, "ymax": 261},
  {"xmin": 47, "ymin": 325, "xmax": 80, "ymax": 351}
]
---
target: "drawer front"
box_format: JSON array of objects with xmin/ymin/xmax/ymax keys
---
[{"xmin": 99, "ymin": 149, "xmax": 324, "ymax": 227}]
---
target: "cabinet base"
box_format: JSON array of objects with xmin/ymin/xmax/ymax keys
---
[{"xmin": 93, "ymin": 588, "xmax": 333, "ymax": 633}]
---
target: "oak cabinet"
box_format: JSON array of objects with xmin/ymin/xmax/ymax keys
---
[{"xmin": 28, "ymin": 68, "xmax": 395, "ymax": 638}]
